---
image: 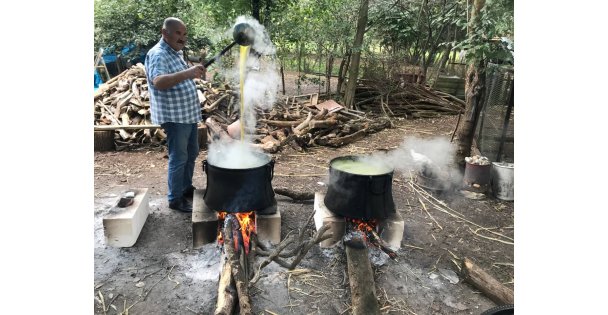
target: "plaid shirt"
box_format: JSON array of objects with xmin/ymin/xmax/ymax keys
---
[{"xmin": 145, "ymin": 39, "xmax": 201, "ymax": 125}]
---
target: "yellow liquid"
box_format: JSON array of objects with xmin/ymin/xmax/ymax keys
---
[
  {"xmin": 239, "ymin": 45, "xmax": 250, "ymax": 141},
  {"xmin": 331, "ymin": 159, "xmax": 392, "ymax": 175}
]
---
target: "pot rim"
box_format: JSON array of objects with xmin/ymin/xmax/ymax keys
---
[
  {"xmin": 328, "ymin": 155, "xmax": 394, "ymax": 176},
  {"xmin": 204, "ymin": 154, "xmax": 273, "ymax": 171}
]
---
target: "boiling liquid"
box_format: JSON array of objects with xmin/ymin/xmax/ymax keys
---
[
  {"xmin": 331, "ymin": 159, "xmax": 392, "ymax": 175},
  {"xmin": 239, "ymin": 45, "xmax": 250, "ymax": 141}
]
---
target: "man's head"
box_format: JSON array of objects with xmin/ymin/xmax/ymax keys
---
[{"xmin": 162, "ymin": 17, "xmax": 187, "ymax": 52}]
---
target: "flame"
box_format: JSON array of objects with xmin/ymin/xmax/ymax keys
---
[
  {"xmin": 348, "ymin": 218, "xmax": 377, "ymax": 232},
  {"xmin": 217, "ymin": 211, "xmax": 256, "ymax": 254},
  {"xmin": 346, "ymin": 218, "xmax": 377, "ymax": 242}
]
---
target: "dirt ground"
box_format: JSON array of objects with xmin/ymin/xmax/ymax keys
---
[{"xmin": 93, "ymin": 76, "xmax": 514, "ymax": 315}]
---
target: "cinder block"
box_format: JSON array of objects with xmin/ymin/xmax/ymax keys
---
[
  {"xmin": 256, "ymin": 211, "xmax": 281, "ymax": 245},
  {"xmin": 192, "ymin": 189, "xmax": 219, "ymax": 249},
  {"xmin": 313, "ymin": 192, "xmax": 345, "ymax": 248},
  {"xmin": 378, "ymin": 212, "xmax": 405, "ymax": 249},
  {"xmin": 103, "ymin": 188, "xmax": 149, "ymax": 247}
]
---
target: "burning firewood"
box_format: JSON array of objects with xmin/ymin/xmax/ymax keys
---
[
  {"xmin": 221, "ymin": 215, "xmax": 252, "ymax": 315},
  {"xmin": 345, "ymin": 242, "xmax": 381, "ymax": 315}
]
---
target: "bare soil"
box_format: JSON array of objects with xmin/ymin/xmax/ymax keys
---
[{"xmin": 94, "ymin": 75, "xmax": 514, "ymax": 315}]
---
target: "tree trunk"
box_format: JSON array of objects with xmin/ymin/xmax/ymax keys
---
[
  {"xmin": 337, "ymin": 52, "xmax": 351, "ymax": 96},
  {"xmin": 326, "ymin": 53, "xmax": 334, "ymax": 96},
  {"xmin": 454, "ymin": 0, "xmax": 486, "ymax": 168},
  {"xmin": 343, "ymin": 0, "xmax": 369, "ymax": 109},
  {"xmin": 280, "ymin": 63, "xmax": 286, "ymax": 95},
  {"xmin": 263, "ymin": 0, "xmax": 272, "ymax": 29},
  {"xmin": 252, "ymin": 0, "xmax": 260, "ymax": 21},
  {"xmin": 431, "ymin": 43, "xmax": 452, "ymax": 88}
]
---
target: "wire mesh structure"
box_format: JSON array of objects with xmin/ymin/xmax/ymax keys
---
[{"xmin": 476, "ymin": 62, "xmax": 514, "ymax": 163}]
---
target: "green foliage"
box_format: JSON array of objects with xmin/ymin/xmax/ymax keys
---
[
  {"xmin": 94, "ymin": 0, "xmax": 513, "ymax": 82},
  {"xmin": 453, "ymin": 0, "xmax": 514, "ymax": 64}
]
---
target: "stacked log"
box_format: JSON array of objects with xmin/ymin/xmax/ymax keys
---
[
  {"xmin": 93, "ymin": 63, "xmax": 230, "ymax": 150},
  {"xmin": 354, "ymin": 82, "xmax": 466, "ymax": 118}
]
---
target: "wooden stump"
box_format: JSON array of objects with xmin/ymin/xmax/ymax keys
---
[
  {"xmin": 198, "ymin": 125, "xmax": 208, "ymax": 150},
  {"xmin": 94, "ymin": 130, "xmax": 115, "ymax": 152}
]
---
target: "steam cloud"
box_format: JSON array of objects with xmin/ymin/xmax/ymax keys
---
[
  {"xmin": 208, "ymin": 16, "xmax": 280, "ymax": 168},
  {"xmin": 357, "ymin": 135, "xmax": 464, "ymax": 187},
  {"xmin": 225, "ymin": 16, "xmax": 280, "ymax": 131},
  {"xmin": 207, "ymin": 140, "xmax": 268, "ymax": 169}
]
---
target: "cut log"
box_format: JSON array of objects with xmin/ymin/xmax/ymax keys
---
[
  {"xmin": 345, "ymin": 244, "xmax": 380, "ymax": 315},
  {"xmin": 326, "ymin": 129, "xmax": 367, "ymax": 147},
  {"xmin": 204, "ymin": 94, "xmax": 230, "ymax": 113},
  {"xmin": 94, "ymin": 125, "xmax": 161, "ymax": 131},
  {"xmin": 198, "ymin": 125, "xmax": 208, "ymax": 149},
  {"xmin": 294, "ymin": 112, "xmax": 313, "ymax": 135},
  {"xmin": 214, "ymin": 258, "xmax": 237, "ymax": 315},
  {"xmin": 205, "ymin": 117, "xmax": 233, "ymax": 142},
  {"xmin": 259, "ymin": 119, "xmax": 303, "ymax": 128},
  {"xmin": 225, "ymin": 218, "xmax": 252, "ymax": 315},
  {"xmin": 274, "ymin": 188, "xmax": 314, "ymax": 201},
  {"xmin": 94, "ymin": 130, "xmax": 115, "ymax": 152},
  {"xmin": 260, "ymin": 135, "xmax": 280, "ymax": 147},
  {"xmin": 309, "ymin": 118, "xmax": 338, "ymax": 129},
  {"xmin": 461, "ymin": 257, "xmax": 514, "ymax": 305}
]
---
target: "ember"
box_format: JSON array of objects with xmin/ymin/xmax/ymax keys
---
[
  {"xmin": 217, "ymin": 211, "xmax": 256, "ymax": 254},
  {"xmin": 347, "ymin": 218, "xmax": 377, "ymax": 238},
  {"xmin": 345, "ymin": 217, "xmax": 398, "ymax": 259}
]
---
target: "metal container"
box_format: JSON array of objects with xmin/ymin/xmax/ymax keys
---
[
  {"xmin": 202, "ymin": 155, "xmax": 276, "ymax": 214},
  {"xmin": 491, "ymin": 162, "xmax": 514, "ymax": 201},
  {"xmin": 463, "ymin": 161, "xmax": 492, "ymax": 193},
  {"xmin": 324, "ymin": 156, "xmax": 396, "ymax": 220}
]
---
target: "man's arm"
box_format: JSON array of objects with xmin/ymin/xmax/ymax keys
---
[{"xmin": 153, "ymin": 65, "xmax": 206, "ymax": 90}]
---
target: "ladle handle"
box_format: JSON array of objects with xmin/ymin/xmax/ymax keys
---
[{"xmin": 203, "ymin": 41, "xmax": 237, "ymax": 67}]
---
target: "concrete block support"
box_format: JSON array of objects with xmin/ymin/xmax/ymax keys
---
[
  {"xmin": 313, "ymin": 192, "xmax": 405, "ymax": 249},
  {"xmin": 378, "ymin": 212, "xmax": 405, "ymax": 249},
  {"xmin": 103, "ymin": 188, "xmax": 149, "ymax": 247},
  {"xmin": 256, "ymin": 211, "xmax": 281, "ymax": 245},
  {"xmin": 313, "ymin": 192, "xmax": 345, "ymax": 248},
  {"xmin": 192, "ymin": 189, "xmax": 219, "ymax": 249}
]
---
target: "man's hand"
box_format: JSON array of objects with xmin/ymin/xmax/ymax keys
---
[
  {"xmin": 187, "ymin": 65, "xmax": 206, "ymax": 79},
  {"xmin": 153, "ymin": 65, "xmax": 206, "ymax": 89}
]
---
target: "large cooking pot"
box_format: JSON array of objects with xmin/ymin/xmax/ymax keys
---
[
  {"xmin": 324, "ymin": 155, "xmax": 396, "ymax": 220},
  {"xmin": 202, "ymin": 154, "xmax": 276, "ymax": 214}
]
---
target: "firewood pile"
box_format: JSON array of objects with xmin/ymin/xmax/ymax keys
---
[
  {"xmin": 94, "ymin": 64, "xmax": 464, "ymax": 152},
  {"xmin": 206, "ymin": 96, "xmax": 393, "ymax": 154},
  {"xmin": 353, "ymin": 82, "xmax": 466, "ymax": 118}
]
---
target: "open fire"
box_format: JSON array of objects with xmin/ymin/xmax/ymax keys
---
[
  {"xmin": 344, "ymin": 217, "xmax": 397, "ymax": 259},
  {"xmin": 217, "ymin": 211, "xmax": 256, "ymax": 254}
]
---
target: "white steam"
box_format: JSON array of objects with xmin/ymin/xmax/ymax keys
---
[
  {"xmin": 221, "ymin": 16, "xmax": 280, "ymax": 135},
  {"xmin": 209, "ymin": 16, "xmax": 280, "ymax": 167},
  {"xmin": 357, "ymin": 136, "xmax": 463, "ymax": 187},
  {"xmin": 207, "ymin": 140, "xmax": 269, "ymax": 169}
]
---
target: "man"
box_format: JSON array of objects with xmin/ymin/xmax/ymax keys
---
[{"xmin": 145, "ymin": 17, "xmax": 206, "ymax": 212}]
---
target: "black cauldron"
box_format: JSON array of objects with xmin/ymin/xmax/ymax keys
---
[
  {"xmin": 324, "ymin": 156, "xmax": 396, "ymax": 220},
  {"xmin": 202, "ymin": 155, "xmax": 276, "ymax": 214}
]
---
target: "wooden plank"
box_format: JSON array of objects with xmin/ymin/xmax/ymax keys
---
[{"xmin": 94, "ymin": 125, "xmax": 161, "ymax": 131}]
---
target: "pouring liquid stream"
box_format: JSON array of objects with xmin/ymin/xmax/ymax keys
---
[{"xmin": 239, "ymin": 45, "xmax": 250, "ymax": 141}]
